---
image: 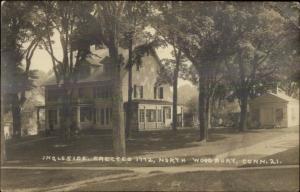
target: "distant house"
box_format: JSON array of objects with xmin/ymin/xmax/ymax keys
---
[
  {"xmin": 249, "ymin": 91, "xmax": 299, "ymax": 128},
  {"xmin": 40, "ymin": 45, "xmax": 184, "ymax": 133},
  {"xmin": 3, "ymin": 86, "xmax": 45, "ymax": 139}
]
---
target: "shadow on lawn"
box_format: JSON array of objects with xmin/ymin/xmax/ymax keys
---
[
  {"xmin": 6, "ymin": 128, "xmax": 230, "ymax": 161},
  {"xmin": 6, "ymin": 135, "xmax": 113, "ymax": 161},
  {"xmin": 127, "ymin": 129, "xmax": 228, "ymax": 156}
]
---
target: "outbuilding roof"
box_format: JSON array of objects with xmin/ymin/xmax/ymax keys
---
[
  {"xmin": 268, "ymin": 92, "xmax": 299, "ymax": 102},
  {"xmin": 250, "ymin": 91, "xmax": 299, "ymax": 104}
]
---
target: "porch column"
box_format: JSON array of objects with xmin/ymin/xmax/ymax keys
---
[
  {"xmin": 45, "ymin": 109, "xmax": 49, "ymax": 131},
  {"xmin": 57, "ymin": 108, "xmax": 60, "ymax": 127},
  {"xmin": 181, "ymin": 107, "xmax": 184, "ymax": 127},
  {"xmin": 155, "ymin": 106, "xmax": 158, "ymax": 129},
  {"xmin": 36, "ymin": 107, "xmax": 40, "ymax": 132},
  {"xmin": 137, "ymin": 105, "xmax": 140, "ymax": 131},
  {"xmin": 144, "ymin": 106, "xmax": 146, "ymax": 130},
  {"xmin": 77, "ymin": 106, "xmax": 81, "ymax": 129}
]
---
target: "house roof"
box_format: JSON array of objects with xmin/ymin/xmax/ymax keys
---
[{"xmin": 43, "ymin": 45, "xmax": 162, "ymax": 87}]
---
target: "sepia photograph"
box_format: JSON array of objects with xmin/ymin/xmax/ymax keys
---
[{"xmin": 1, "ymin": 1, "xmax": 299, "ymax": 191}]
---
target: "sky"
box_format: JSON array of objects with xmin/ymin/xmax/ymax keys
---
[{"xmin": 29, "ymin": 30, "xmax": 194, "ymax": 87}]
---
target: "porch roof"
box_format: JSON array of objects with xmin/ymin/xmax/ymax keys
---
[{"xmin": 129, "ymin": 99, "xmax": 173, "ymax": 105}]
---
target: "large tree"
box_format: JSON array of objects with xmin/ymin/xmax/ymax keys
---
[
  {"xmin": 2, "ymin": 1, "xmax": 43, "ymax": 139},
  {"xmin": 172, "ymin": 2, "xmax": 229, "ymax": 141},
  {"xmin": 122, "ymin": 1, "xmax": 152, "ymax": 139},
  {"xmin": 94, "ymin": 1, "xmax": 160, "ymax": 154},
  {"xmin": 270, "ymin": 2, "xmax": 300, "ymax": 98},
  {"xmin": 94, "ymin": 1, "xmax": 128, "ymax": 156},
  {"xmin": 40, "ymin": 1, "xmax": 94, "ymax": 140},
  {"xmin": 221, "ymin": 2, "xmax": 288, "ymax": 131},
  {"xmin": 153, "ymin": 1, "xmax": 188, "ymax": 131}
]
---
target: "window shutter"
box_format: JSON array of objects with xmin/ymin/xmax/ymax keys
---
[
  {"xmin": 106, "ymin": 108, "xmax": 110, "ymax": 125},
  {"xmin": 93, "ymin": 87, "xmax": 97, "ymax": 98},
  {"xmin": 154, "ymin": 87, "xmax": 157, "ymax": 99},
  {"xmin": 159, "ymin": 87, "xmax": 164, "ymax": 99},
  {"xmin": 140, "ymin": 86, "xmax": 143, "ymax": 99},
  {"xmin": 134, "ymin": 85, "xmax": 137, "ymax": 98}
]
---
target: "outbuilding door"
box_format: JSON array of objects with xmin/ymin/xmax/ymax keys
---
[{"xmin": 261, "ymin": 107, "xmax": 274, "ymax": 125}]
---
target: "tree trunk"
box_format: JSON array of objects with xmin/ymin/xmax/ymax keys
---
[
  {"xmin": 11, "ymin": 94, "xmax": 21, "ymax": 139},
  {"xmin": 198, "ymin": 77, "xmax": 208, "ymax": 142},
  {"xmin": 172, "ymin": 61, "xmax": 179, "ymax": 131},
  {"xmin": 206, "ymin": 97, "xmax": 211, "ymax": 130},
  {"xmin": 125, "ymin": 66, "xmax": 132, "ymax": 139},
  {"xmin": 239, "ymin": 90, "xmax": 248, "ymax": 132},
  {"xmin": 1, "ymin": 94, "xmax": 6, "ymax": 165},
  {"xmin": 60, "ymin": 84, "xmax": 72, "ymax": 140},
  {"xmin": 110, "ymin": 47, "xmax": 126, "ymax": 156},
  {"xmin": 237, "ymin": 50, "xmax": 249, "ymax": 132},
  {"xmin": 125, "ymin": 35, "xmax": 133, "ymax": 139}
]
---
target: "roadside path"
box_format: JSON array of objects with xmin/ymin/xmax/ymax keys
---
[
  {"xmin": 138, "ymin": 127, "xmax": 299, "ymax": 160},
  {"xmin": 216, "ymin": 132, "xmax": 299, "ymax": 159},
  {"xmin": 2, "ymin": 164, "xmax": 299, "ymax": 172}
]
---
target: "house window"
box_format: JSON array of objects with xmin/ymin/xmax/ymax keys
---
[
  {"xmin": 95, "ymin": 43, "xmax": 104, "ymax": 50},
  {"xmin": 79, "ymin": 88, "xmax": 84, "ymax": 98},
  {"xmin": 80, "ymin": 107, "xmax": 92, "ymax": 122},
  {"xmin": 101, "ymin": 108, "xmax": 105, "ymax": 125},
  {"xmin": 165, "ymin": 107, "xmax": 171, "ymax": 119},
  {"xmin": 110, "ymin": 108, "xmax": 112, "ymax": 122},
  {"xmin": 177, "ymin": 114, "xmax": 182, "ymax": 124},
  {"xmin": 47, "ymin": 89, "xmax": 61, "ymax": 101},
  {"xmin": 79, "ymin": 87, "xmax": 90, "ymax": 99},
  {"xmin": 94, "ymin": 86, "xmax": 111, "ymax": 98},
  {"xmin": 139, "ymin": 109, "xmax": 145, "ymax": 122},
  {"xmin": 97, "ymin": 108, "xmax": 111, "ymax": 125},
  {"xmin": 146, "ymin": 109, "xmax": 156, "ymax": 122},
  {"xmin": 48, "ymin": 109, "xmax": 57, "ymax": 125},
  {"xmin": 157, "ymin": 109, "xmax": 162, "ymax": 122},
  {"xmin": 93, "ymin": 108, "xmax": 96, "ymax": 124},
  {"xmin": 159, "ymin": 87, "xmax": 164, "ymax": 99},
  {"xmin": 106, "ymin": 108, "xmax": 111, "ymax": 124},
  {"xmin": 96, "ymin": 109, "xmax": 100, "ymax": 122},
  {"xmin": 71, "ymin": 108, "xmax": 77, "ymax": 122},
  {"xmin": 252, "ymin": 108, "xmax": 260, "ymax": 122},
  {"xmin": 140, "ymin": 86, "xmax": 143, "ymax": 98},
  {"xmin": 291, "ymin": 108, "xmax": 296, "ymax": 120},
  {"xmin": 275, "ymin": 108, "xmax": 283, "ymax": 122},
  {"xmin": 134, "ymin": 85, "xmax": 143, "ymax": 99}
]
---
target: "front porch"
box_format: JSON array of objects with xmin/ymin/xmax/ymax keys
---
[{"xmin": 38, "ymin": 100, "xmax": 184, "ymax": 134}]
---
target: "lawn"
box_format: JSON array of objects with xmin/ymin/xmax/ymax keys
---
[
  {"xmin": 240, "ymin": 145, "xmax": 299, "ymax": 168},
  {"xmin": 2, "ymin": 127, "xmax": 299, "ymax": 191},
  {"xmin": 1, "ymin": 169, "xmax": 133, "ymax": 191},
  {"xmin": 75, "ymin": 167, "xmax": 299, "ymax": 191},
  {"xmin": 4, "ymin": 126, "xmax": 299, "ymax": 167}
]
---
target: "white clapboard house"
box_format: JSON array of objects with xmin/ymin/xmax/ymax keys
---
[{"xmin": 40, "ymin": 44, "xmax": 184, "ymax": 133}]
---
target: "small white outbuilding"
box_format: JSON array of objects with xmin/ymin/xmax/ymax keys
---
[{"xmin": 249, "ymin": 91, "xmax": 299, "ymax": 128}]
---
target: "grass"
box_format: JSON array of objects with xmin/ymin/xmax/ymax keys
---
[
  {"xmin": 240, "ymin": 145, "xmax": 299, "ymax": 168},
  {"xmin": 75, "ymin": 167, "xmax": 300, "ymax": 191},
  {"xmin": 1, "ymin": 169, "xmax": 133, "ymax": 191},
  {"xmin": 4, "ymin": 126, "xmax": 299, "ymax": 167},
  {"xmin": 2, "ymin": 126, "xmax": 299, "ymax": 191}
]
